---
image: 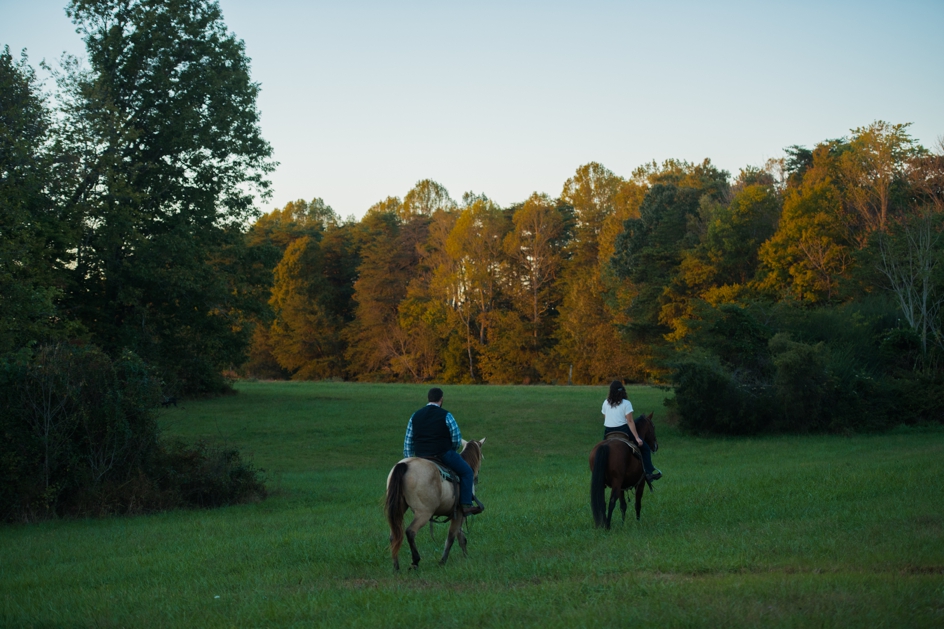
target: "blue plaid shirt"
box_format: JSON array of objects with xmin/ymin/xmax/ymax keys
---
[{"xmin": 403, "ymin": 404, "xmax": 462, "ymax": 458}]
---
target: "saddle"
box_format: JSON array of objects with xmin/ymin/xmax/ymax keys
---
[
  {"xmin": 417, "ymin": 455, "xmax": 461, "ymax": 485},
  {"xmin": 604, "ymin": 432, "xmax": 642, "ymax": 460}
]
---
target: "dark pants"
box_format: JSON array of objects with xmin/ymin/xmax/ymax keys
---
[
  {"xmin": 603, "ymin": 425, "xmax": 655, "ymax": 475},
  {"xmin": 440, "ymin": 449, "xmax": 474, "ymax": 505}
]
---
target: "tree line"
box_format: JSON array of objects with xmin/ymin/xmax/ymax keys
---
[{"xmin": 244, "ymin": 126, "xmax": 943, "ymax": 405}]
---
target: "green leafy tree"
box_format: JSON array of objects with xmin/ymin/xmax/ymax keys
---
[
  {"xmin": 613, "ymin": 184, "xmax": 704, "ymax": 341},
  {"xmin": 0, "ymin": 48, "xmax": 74, "ymax": 354},
  {"xmin": 56, "ymin": 0, "xmax": 275, "ymax": 393},
  {"xmin": 668, "ymin": 180, "xmax": 782, "ymax": 323}
]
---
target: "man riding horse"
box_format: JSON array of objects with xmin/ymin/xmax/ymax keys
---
[{"xmin": 403, "ymin": 387, "xmax": 484, "ymax": 516}]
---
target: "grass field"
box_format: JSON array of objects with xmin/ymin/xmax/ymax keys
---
[{"xmin": 2, "ymin": 381, "xmax": 943, "ymax": 628}]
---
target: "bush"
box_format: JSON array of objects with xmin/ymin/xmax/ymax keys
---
[
  {"xmin": 0, "ymin": 344, "xmax": 265, "ymax": 522},
  {"xmin": 155, "ymin": 439, "xmax": 267, "ymax": 509},
  {"xmin": 671, "ymin": 354, "xmax": 772, "ymax": 434},
  {"xmin": 669, "ymin": 300, "xmax": 931, "ymax": 435}
]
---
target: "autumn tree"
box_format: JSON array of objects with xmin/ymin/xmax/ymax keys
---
[
  {"xmin": 554, "ymin": 163, "xmax": 642, "ymax": 383},
  {"xmin": 431, "ymin": 195, "xmax": 509, "ymax": 382},
  {"xmin": 377, "ymin": 208, "xmax": 451, "ymax": 382},
  {"xmin": 840, "ymin": 121, "xmax": 923, "ymax": 239},
  {"xmin": 344, "ymin": 184, "xmax": 451, "ymax": 380},
  {"xmin": 755, "ymin": 142, "xmax": 853, "ymax": 303},
  {"xmin": 503, "ymin": 193, "xmax": 565, "ymax": 340},
  {"xmin": 401, "ymin": 179, "xmax": 454, "ymax": 221},
  {"xmin": 243, "ymin": 199, "xmax": 339, "ymax": 379},
  {"xmin": 470, "ymin": 193, "xmax": 566, "ymax": 383}
]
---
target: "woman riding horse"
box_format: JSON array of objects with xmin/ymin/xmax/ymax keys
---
[
  {"xmin": 590, "ymin": 411, "xmax": 659, "ymax": 529},
  {"xmin": 602, "ymin": 380, "xmax": 661, "ymax": 481}
]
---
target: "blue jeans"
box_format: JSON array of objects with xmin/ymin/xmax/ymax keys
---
[
  {"xmin": 440, "ymin": 449, "xmax": 474, "ymax": 505},
  {"xmin": 603, "ymin": 425, "xmax": 655, "ymax": 475}
]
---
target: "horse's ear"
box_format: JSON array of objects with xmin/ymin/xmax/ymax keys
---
[{"xmin": 479, "ymin": 437, "xmax": 486, "ymax": 446}]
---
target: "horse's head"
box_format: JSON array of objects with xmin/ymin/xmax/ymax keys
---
[
  {"xmin": 638, "ymin": 413, "xmax": 658, "ymax": 452},
  {"xmin": 460, "ymin": 437, "xmax": 486, "ymax": 474}
]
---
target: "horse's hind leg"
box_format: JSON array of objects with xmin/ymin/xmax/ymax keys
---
[
  {"xmin": 635, "ymin": 482, "xmax": 645, "ymax": 521},
  {"xmin": 405, "ymin": 512, "xmax": 432, "ymax": 569},
  {"xmin": 440, "ymin": 516, "xmax": 465, "ymax": 565},
  {"xmin": 606, "ymin": 489, "xmax": 620, "ymax": 530}
]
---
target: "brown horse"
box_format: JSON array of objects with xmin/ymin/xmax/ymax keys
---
[
  {"xmin": 589, "ymin": 412, "xmax": 658, "ymax": 529},
  {"xmin": 384, "ymin": 438, "xmax": 485, "ymax": 570}
]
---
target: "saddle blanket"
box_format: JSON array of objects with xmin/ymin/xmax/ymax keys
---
[{"xmin": 434, "ymin": 464, "xmax": 460, "ymax": 485}]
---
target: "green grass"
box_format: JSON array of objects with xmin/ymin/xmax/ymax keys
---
[{"xmin": 2, "ymin": 381, "xmax": 943, "ymax": 628}]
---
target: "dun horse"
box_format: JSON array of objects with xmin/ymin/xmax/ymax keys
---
[
  {"xmin": 589, "ymin": 413, "xmax": 658, "ymax": 529},
  {"xmin": 385, "ymin": 438, "xmax": 485, "ymax": 570}
]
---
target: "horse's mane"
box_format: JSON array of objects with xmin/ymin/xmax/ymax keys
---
[{"xmin": 461, "ymin": 440, "xmax": 482, "ymax": 471}]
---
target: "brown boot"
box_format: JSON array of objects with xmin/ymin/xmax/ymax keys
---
[{"xmin": 461, "ymin": 503, "xmax": 483, "ymax": 516}]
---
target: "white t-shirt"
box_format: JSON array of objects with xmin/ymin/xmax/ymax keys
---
[{"xmin": 602, "ymin": 399, "xmax": 634, "ymax": 428}]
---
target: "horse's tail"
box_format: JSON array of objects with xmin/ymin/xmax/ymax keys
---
[
  {"xmin": 591, "ymin": 443, "xmax": 609, "ymax": 528},
  {"xmin": 385, "ymin": 462, "xmax": 409, "ymax": 559}
]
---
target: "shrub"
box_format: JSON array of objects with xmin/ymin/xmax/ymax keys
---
[
  {"xmin": 0, "ymin": 344, "xmax": 265, "ymax": 522},
  {"xmin": 671, "ymin": 354, "xmax": 772, "ymax": 434},
  {"xmin": 669, "ymin": 299, "xmax": 934, "ymax": 435}
]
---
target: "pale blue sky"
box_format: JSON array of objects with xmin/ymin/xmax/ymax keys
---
[{"xmin": 3, "ymin": 0, "xmax": 942, "ymax": 219}]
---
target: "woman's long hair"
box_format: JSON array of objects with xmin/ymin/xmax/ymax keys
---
[{"xmin": 606, "ymin": 380, "xmax": 627, "ymax": 407}]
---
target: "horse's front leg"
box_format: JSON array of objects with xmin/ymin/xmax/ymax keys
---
[
  {"xmin": 440, "ymin": 515, "xmax": 465, "ymax": 565},
  {"xmin": 618, "ymin": 490, "xmax": 628, "ymax": 522}
]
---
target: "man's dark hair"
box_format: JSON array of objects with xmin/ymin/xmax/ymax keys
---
[{"xmin": 428, "ymin": 387, "xmax": 444, "ymax": 403}]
